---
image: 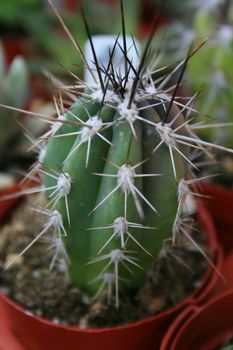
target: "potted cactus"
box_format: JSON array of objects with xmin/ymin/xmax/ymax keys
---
[{"xmin": 0, "ymin": 1, "xmax": 231, "ymax": 349}]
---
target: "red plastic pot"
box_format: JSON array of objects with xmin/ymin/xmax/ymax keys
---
[
  {"xmin": 139, "ymin": 0, "xmax": 168, "ymax": 38},
  {"xmin": 0, "ymin": 181, "xmax": 37, "ymax": 223},
  {"xmin": 0, "ymin": 184, "xmax": 26, "ymax": 223},
  {"xmin": 201, "ymin": 183, "xmax": 233, "ymax": 255},
  {"xmin": 211, "ymin": 252, "xmax": 233, "ymax": 297},
  {"xmin": 161, "ymin": 251, "xmax": 233, "ymax": 350},
  {"xmin": 0, "ymin": 188, "xmax": 223, "ymax": 350},
  {"xmin": 160, "ymin": 290, "xmax": 233, "ymax": 350},
  {"xmin": 2, "ymin": 37, "xmax": 30, "ymax": 65}
]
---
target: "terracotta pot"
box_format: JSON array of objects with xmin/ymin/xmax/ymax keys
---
[
  {"xmin": 0, "ymin": 187, "xmax": 223, "ymax": 350},
  {"xmin": 160, "ymin": 290, "xmax": 233, "ymax": 350},
  {"xmin": 201, "ymin": 183, "xmax": 233, "ymax": 255}
]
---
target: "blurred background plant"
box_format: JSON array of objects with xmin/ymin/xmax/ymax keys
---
[
  {"xmin": 0, "ymin": 0, "xmax": 84, "ymax": 77},
  {"xmin": 187, "ymin": 0, "xmax": 233, "ymax": 186},
  {"xmin": 152, "ymin": 0, "xmax": 233, "ymax": 145},
  {"xmin": 149, "ymin": 0, "xmax": 233, "ymax": 186},
  {"xmin": 0, "ymin": 0, "xmax": 141, "ymax": 78},
  {"xmin": 0, "ymin": 41, "xmax": 54, "ymax": 185},
  {"xmin": 0, "ymin": 43, "xmax": 28, "ymax": 154},
  {"xmin": 187, "ymin": 1, "xmax": 233, "ymax": 145},
  {"xmin": 0, "ymin": 42, "xmax": 29, "ymax": 187}
]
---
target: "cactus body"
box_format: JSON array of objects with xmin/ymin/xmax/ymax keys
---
[{"xmin": 42, "ymin": 34, "xmax": 189, "ymax": 298}]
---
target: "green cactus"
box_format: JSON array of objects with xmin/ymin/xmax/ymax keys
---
[
  {"xmin": 4, "ymin": 1, "xmax": 233, "ymax": 309},
  {"xmin": 39, "ymin": 30, "xmax": 229, "ymax": 305},
  {"xmin": 42, "ymin": 89, "xmax": 187, "ymax": 299},
  {"xmin": 0, "ymin": 42, "xmax": 28, "ymax": 155}
]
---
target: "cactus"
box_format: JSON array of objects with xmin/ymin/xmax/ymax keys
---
[
  {"xmin": 3, "ymin": 1, "xmax": 233, "ymax": 309},
  {"xmin": 0, "ymin": 42, "xmax": 28, "ymax": 155}
]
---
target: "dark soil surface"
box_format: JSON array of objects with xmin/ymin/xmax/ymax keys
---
[{"xmin": 0, "ymin": 196, "xmax": 209, "ymax": 328}]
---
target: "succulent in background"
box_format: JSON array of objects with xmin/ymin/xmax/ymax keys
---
[
  {"xmin": 0, "ymin": 0, "xmax": 140, "ymax": 78},
  {"xmin": 0, "ymin": 0, "xmax": 86, "ymax": 77},
  {"xmin": 2, "ymin": 1, "xmax": 232, "ymax": 310},
  {"xmin": 155, "ymin": 0, "xmax": 233, "ymax": 148},
  {"xmin": 187, "ymin": 2, "xmax": 233, "ymax": 147},
  {"xmin": 0, "ymin": 42, "xmax": 28, "ymax": 159}
]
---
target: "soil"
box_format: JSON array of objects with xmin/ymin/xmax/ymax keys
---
[{"xmin": 0, "ymin": 196, "xmax": 209, "ymax": 328}]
